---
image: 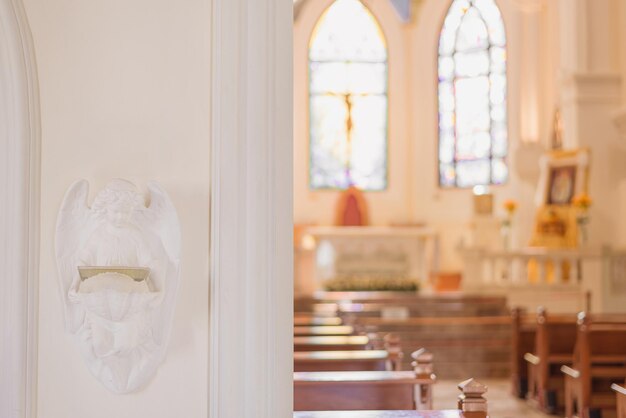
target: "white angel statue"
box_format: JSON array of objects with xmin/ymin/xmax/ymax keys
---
[{"xmin": 55, "ymin": 179, "xmax": 181, "ymax": 393}]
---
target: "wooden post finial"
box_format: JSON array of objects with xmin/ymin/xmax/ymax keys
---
[
  {"xmin": 384, "ymin": 333, "xmax": 403, "ymax": 371},
  {"xmin": 458, "ymin": 378, "xmax": 488, "ymax": 418},
  {"xmin": 577, "ymin": 311, "xmax": 590, "ymax": 328},
  {"xmin": 511, "ymin": 306, "xmax": 525, "ymax": 319},
  {"xmin": 537, "ymin": 306, "xmax": 547, "ymax": 324},
  {"xmin": 411, "ymin": 348, "xmax": 434, "ymax": 379}
]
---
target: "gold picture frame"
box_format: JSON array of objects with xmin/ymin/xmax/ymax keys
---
[{"xmin": 530, "ymin": 148, "xmax": 590, "ymax": 249}]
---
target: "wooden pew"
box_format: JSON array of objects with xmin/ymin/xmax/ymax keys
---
[
  {"xmin": 524, "ymin": 307, "xmax": 578, "ymax": 412},
  {"xmin": 294, "ymin": 413, "xmax": 465, "ymax": 418},
  {"xmin": 294, "ymin": 349, "xmax": 436, "ymax": 411},
  {"xmin": 561, "ymin": 313, "xmax": 626, "ymax": 418},
  {"xmin": 294, "ymin": 334, "xmax": 403, "ymax": 372},
  {"xmin": 611, "ymin": 380, "xmax": 626, "ymax": 418},
  {"xmin": 315, "ymin": 291, "xmax": 506, "ymax": 317},
  {"xmin": 294, "ymin": 325, "xmax": 354, "ymax": 336},
  {"xmin": 346, "ymin": 315, "xmax": 511, "ymax": 376},
  {"xmin": 294, "ymin": 350, "xmax": 390, "ymax": 372},
  {"xmin": 510, "ymin": 307, "xmax": 536, "ymax": 399},
  {"xmin": 293, "ymin": 378, "xmax": 488, "ymax": 418},
  {"xmin": 295, "ymin": 316, "xmax": 343, "ymax": 326},
  {"xmin": 295, "ymin": 335, "xmax": 370, "ymax": 352}
]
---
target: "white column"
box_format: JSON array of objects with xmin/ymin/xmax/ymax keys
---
[
  {"xmin": 210, "ymin": 0, "xmax": 293, "ymax": 417},
  {"xmin": 557, "ymin": 0, "xmax": 623, "ymax": 251},
  {"xmin": 0, "ymin": 1, "xmax": 40, "ymax": 417},
  {"xmin": 513, "ymin": 0, "xmax": 546, "ymax": 144},
  {"xmin": 612, "ymin": 0, "xmax": 626, "ymax": 143}
]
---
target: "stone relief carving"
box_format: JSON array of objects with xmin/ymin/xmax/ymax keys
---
[{"xmin": 55, "ymin": 179, "xmax": 181, "ymax": 393}]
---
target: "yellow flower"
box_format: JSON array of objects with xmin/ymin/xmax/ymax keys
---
[
  {"xmin": 503, "ymin": 199, "xmax": 518, "ymax": 215},
  {"xmin": 572, "ymin": 193, "xmax": 592, "ymax": 210}
]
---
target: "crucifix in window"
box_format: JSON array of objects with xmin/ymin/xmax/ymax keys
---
[
  {"xmin": 324, "ymin": 91, "xmax": 370, "ymax": 187},
  {"xmin": 308, "ymin": 0, "xmax": 388, "ymax": 191}
]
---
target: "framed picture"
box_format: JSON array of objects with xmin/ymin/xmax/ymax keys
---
[
  {"xmin": 530, "ymin": 148, "xmax": 591, "ymax": 249},
  {"xmin": 535, "ymin": 148, "xmax": 590, "ymax": 207},
  {"xmin": 547, "ymin": 165, "xmax": 577, "ymax": 205}
]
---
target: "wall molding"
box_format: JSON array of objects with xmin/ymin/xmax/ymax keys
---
[
  {"xmin": 561, "ymin": 72, "xmax": 622, "ymax": 105},
  {"xmin": 0, "ymin": 0, "xmax": 41, "ymax": 417},
  {"xmin": 209, "ymin": 0, "xmax": 293, "ymax": 417}
]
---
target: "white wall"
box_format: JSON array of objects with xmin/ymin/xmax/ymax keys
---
[{"xmin": 23, "ymin": 0, "xmax": 210, "ymax": 416}]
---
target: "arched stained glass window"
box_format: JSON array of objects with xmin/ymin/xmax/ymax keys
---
[
  {"xmin": 309, "ymin": 0, "xmax": 388, "ymax": 190},
  {"xmin": 438, "ymin": 0, "xmax": 508, "ymax": 188}
]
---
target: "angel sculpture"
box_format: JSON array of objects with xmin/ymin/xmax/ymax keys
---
[{"xmin": 55, "ymin": 179, "xmax": 181, "ymax": 393}]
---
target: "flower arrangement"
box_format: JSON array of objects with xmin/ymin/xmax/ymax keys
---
[
  {"xmin": 323, "ymin": 276, "xmax": 419, "ymax": 292},
  {"xmin": 572, "ymin": 193, "xmax": 592, "ymax": 211},
  {"xmin": 501, "ymin": 199, "xmax": 518, "ymax": 250},
  {"xmin": 503, "ymin": 199, "xmax": 518, "ymax": 215},
  {"xmin": 572, "ymin": 193, "xmax": 592, "ymax": 246}
]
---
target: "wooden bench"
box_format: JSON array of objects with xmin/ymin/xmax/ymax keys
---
[
  {"xmin": 295, "ymin": 335, "xmax": 370, "ymax": 352},
  {"xmin": 341, "ymin": 315, "xmax": 510, "ymax": 376},
  {"xmin": 294, "ymin": 412, "xmax": 465, "ymax": 418},
  {"xmin": 295, "ymin": 350, "xmax": 390, "ymax": 372},
  {"xmin": 523, "ymin": 307, "xmax": 578, "ymax": 412},
  {"xmin": 294, "ymin": 325, "xmax": 354, "ymax": 336},
  {"xmin": 293, "ymin": 378, "xmax": 488, "ymax": 418},
  {"xmin": 294, "ymin": 349, "xmax": 436, "ymax": 411},
  {"xmin": 294, "ymin": 371, "xmax": 435, "ymax": 411},
  {"xmin": 611, "ymin": 380, "xmax": 626, "ymax": 418},
  {"xmin": 510, "ymin": 307, "xmax": 536, "ymax": 398},
  {"xmin": 561, "ymin": 313, "xmax": 626, "ymax": 418},
  {"xmin": 295, "ymin": 316, "xmax": 343, "ymax": 326},
  {"xmin": 294, "ymin": 334, "xmax": 404, "ymax": 372}
]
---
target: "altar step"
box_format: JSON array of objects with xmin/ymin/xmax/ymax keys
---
[{"xmin": 295, "ymin": 291, "xmax": 512, "ymax": 379}]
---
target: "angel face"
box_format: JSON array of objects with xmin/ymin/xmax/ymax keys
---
[{"xmin": 92, "ymin": 180, "xmax": 143, "ymax": 228}]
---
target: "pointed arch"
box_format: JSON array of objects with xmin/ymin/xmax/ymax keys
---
[
  {"xmin": 437, "ymin": 0, "xmax": 508, "ymax": 188},
  {"xmin": 308, "ymin": 0, "xmax": 388, "ymax": 191},
  {"xmin": 0, "ymin": 0, "xmax": 41, "ymax": 416}
]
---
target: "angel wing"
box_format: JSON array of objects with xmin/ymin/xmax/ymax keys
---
[
  {"xmin": 135, "ymin": 181, "xmax": 181, "ymax": 265},
  {"xmin": 55, "ymin": 179, "xmax": 99, "ymax": 332},
  {"xmin": 133, "ymin": 182, "xmax": 182, "ymax": 346}
]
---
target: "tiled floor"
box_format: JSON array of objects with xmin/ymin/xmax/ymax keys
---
[{"xmin": 433, "ymin": 379, "xmax": 553, "ymax": 418}]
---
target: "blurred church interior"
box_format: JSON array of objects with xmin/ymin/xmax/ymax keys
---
[{"xmin": 292, "ymin": 0, "xmax": 626, "ymax": 417}]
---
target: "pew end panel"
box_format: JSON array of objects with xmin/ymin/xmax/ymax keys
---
[
  {"xmin": 411, "ymin": 348, "xmax": 436, "ymax": 409},
  {"xmin": 511, "ymin": 307, "xmax": 536, "ymax": 399},
  {"xmin": 611, "ymin": 381, "xmax": 626, "ymax": 418},
  {"xmin": 524, "ymin": 308, "xmax": 578, "ymax": 413},
  {"xmin": 561, "ymin": 315, "xmax": 626, "ymax": 418}
]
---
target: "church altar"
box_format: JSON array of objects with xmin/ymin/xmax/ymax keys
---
[{"xmin": 295, "ymin": 225, "xmax": 440, "ymax": 294}]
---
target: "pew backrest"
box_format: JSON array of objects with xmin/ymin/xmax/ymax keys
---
[
  {"xmin": 294, "ymin": 325, "xmax": 354, "ymax": 336},
  {"xmin": 294, "ymin": 350, "xmax": 389, "ymax": 372},
  {"xmin": 294, "ymin": 316, "xmax": 342, "ymax": 326},
  {"xmin": 294, "ymin": 335, "xmax": 369, "ymax": 351},
  {"xmin": 293, "ymin": 370, "xmax": 436, "ymax": 411}
]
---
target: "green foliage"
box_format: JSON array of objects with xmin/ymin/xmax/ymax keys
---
[{"xmin": 323, "ymin": 276, "xmax": 419, "ymax": 292}]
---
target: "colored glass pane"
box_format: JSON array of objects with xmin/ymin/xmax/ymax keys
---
[
  {"xmin": 309, "ymin": 0, "xmax": 388, "ymax": 190},
  {"xmin": 438, "ymin": 0, "xmax": 508, "ymax": 188}
]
